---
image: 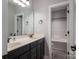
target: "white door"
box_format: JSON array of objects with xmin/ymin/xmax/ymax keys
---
[
  {"xmin": 17, "ymin": 16, "xmax": 22, "ymax": 35},
  {"xmin": 67, "ymin": 0, "xmax": 76, "ymax": 59}
]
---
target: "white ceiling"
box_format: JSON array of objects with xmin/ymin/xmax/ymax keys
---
[
  {"xmin": 8, "ymin": 0, "xmax": 32, "ymax": 7},
  {"xmin": 8, "ymin": 0, "xmax": 19, "ymax": 7}
]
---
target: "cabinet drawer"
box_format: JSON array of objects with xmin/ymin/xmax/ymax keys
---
[{"xmin": 8, "ymin": 44, "xmax": 30, "ymax": 58}]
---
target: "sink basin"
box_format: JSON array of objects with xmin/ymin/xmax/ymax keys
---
[{"xmin": 8, "ymin": 42, "xmax": 21, "ymax": 48}]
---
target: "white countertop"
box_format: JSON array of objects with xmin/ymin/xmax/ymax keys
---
[{"xmin": 7, "ymin": 34, "xmax": 45, "ymax": 52}]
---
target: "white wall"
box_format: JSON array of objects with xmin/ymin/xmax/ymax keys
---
[
  {"xmin": 33, "ymin": 0, "xmax": 67, "ymax": 57},
  {"xmin": 8, "ymin": 3, "xmax": 17, "ymax": 37},
  {"xmin": 2, "ymin": 0, "xmax": 8, "ymax": 55}
]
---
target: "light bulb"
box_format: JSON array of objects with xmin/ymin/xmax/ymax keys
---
[
  {"xmin": 13, "ymin": 0, "xmax": 18, "ymax": 3},
  {"xmin": 25, "ymin": 1, "xmax": 30, "ymax": 6},
  {"xmin": 21, "ymin": 4, "xmax": 26, "ymax": 7},
  {"xmin": 13, "ymin": 0, "xmax": 30, "ymax": 7},
  {"xmin": 20, "ymin": 0, "xmax": 30, "ymax": 6},
  {"xmin": 17, "ymin": 0, "xmax": 26, "ymax": 7}
]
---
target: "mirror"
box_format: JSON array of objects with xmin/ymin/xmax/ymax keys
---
[{"xmin": 8, "ymin": 0, "xmax": 34, "ymax": 37}]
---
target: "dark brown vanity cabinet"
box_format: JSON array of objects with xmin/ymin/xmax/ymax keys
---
[
  {"xmin": 7, "ymin": 38, "xmax": 45, "ymax": 59},
  {"xmin": 19, "ymin": 51, "xmax": 30, "ymax": 59}
]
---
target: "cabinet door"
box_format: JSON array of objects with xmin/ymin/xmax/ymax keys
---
[
  {"xmin": 8, "ymin": 44, "xmax": 30, "ymax": 59},
  {"xmin": 36, "ymin": 44, "xmax": 41, "ymax": 59},
  {"xmin": 31, "ymin": 47, "xmax": 36, "ymax": 59},
  {"xmin": 40, "ymin": 39, "xmax": 44, "ymax": 58},
  {"xmin": 20, "ymin": 52, "xmax": 30, "ymax": 59}
]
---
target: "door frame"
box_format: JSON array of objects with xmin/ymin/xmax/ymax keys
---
[
  {"xmin": 14, "ymin": 13, "xmax": 24, "ymax": 36},
  {"xmin": 48, "ymin": 1, "xmax": 76, "ymax": 59}
]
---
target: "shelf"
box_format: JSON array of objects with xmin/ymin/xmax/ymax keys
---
[
  {"xmin": 52, "ymin": 48, "xmax": 66, "ymax": 52},
  {"xmin": 52, "ymin": 17, "xmax": 67, "ymax": 19},
  {"xmin": 51, "ymin": 38, "xmax": 67, "ymax": 43},
  {"xmin": 52, "ymin": 48, "xmax": 67, "ymax": 54}
]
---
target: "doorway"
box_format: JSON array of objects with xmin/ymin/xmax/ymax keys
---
[
  {"xmin": 51, "ymin": 8, "xmax": 67, "ymax": 59},
  {"xmin": 17, "ymin": 15, "xmax": 22, "ymax": 35},
  {"xmin": 49, "ymin": 1, "xmax": 76, "ymax": 59},
  {"xmin": 15, "ymin": 14, "xmax": 23, "ymax": 36}
]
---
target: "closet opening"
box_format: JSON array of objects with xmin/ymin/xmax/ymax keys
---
[
  {"xmin": 51, "ymin": 7, "xmax": 67, "ymax": 42},
  {"xmin": 50, "ymin": 2, "xmax": 69, "ymax": 59}
]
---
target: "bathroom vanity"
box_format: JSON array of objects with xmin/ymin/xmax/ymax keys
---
[
  {"xmin": 4, "ymin": 34, "xmax": 45, "ymax": 59},
  {"xmin": 8, "ymin": 38, "xmax": 44, "ymax": 59}
]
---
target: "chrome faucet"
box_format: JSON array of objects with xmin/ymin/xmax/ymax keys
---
[
  {"xmin": 29, "ymin": 34, "xmax": 34, "ymax": 38},
  {"xmin": 8, "ymin": 37, "xmax": 16, "ymax": 43}
]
